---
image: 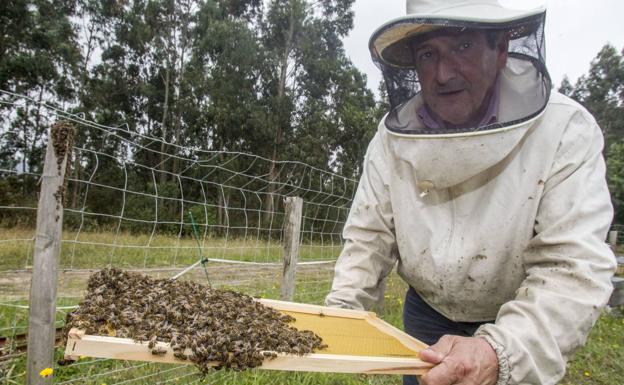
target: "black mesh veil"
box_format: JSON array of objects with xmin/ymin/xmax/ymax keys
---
[{"xmin": 370, "ymin": 13, "xmax": 551, "ymax": 134}]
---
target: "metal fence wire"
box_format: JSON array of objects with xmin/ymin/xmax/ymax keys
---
[
  {"xmin": 1, "ymin": 90, "xmax": 620, "ymax": 384},
  {"xmin": 0, "ymin": 90, "xmax": 363, "ymax": 384}
]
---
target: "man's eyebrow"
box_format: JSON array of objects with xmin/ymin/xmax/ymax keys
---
[{"xmin": 411, "ymin": 41, "xmax": 433, "ymax": 52}]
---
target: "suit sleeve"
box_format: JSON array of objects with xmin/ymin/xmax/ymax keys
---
[
  {"xmin": 325, "ymin": 133, "xmax": 398, "ymax": 310},
  {"xmin": 475, "ymin": 109, "xmax": 617, "ymax": 385}
]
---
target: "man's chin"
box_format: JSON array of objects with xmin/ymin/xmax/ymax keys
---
[
  {"xmin": 435, "ymin": 112, "xmax": 473, "ymax": 128},
  {"xmin": 430, "ymin": 103, "xmax": 472, "ymax": 125}
]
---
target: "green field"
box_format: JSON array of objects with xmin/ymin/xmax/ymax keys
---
[
  {"xmin": 0, "ymin": 228, "xmax": 622, "ymax": 384},
  {"xmin": 0, "ymin": 228, "xmax": 341, "ymax": 271}
]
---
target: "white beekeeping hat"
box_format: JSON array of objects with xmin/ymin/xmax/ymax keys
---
[
  {"xmin": 368, "ymin": 0, "xmax": 551, "ymax": 135},
  {"xmin": 371, "ymin": 0, "xmax": 546, "ymax": 68}
]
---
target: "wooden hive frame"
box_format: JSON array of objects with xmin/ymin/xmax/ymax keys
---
[{"xmin": 64, "ymin": 298, "xmax": 433, "ymax": 375}]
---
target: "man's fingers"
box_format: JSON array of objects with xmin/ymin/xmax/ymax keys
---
[
  {"xmin": 419, "ymin": 335, "xmax": 456, "ymax": 364},
  {"xmin": 420, "ymin": 359, "xmax": 462, "ymax": 385},
  {"xmin": 419, "ymin": 336, "xmax": 499, "ymax": 385},
  {"xmin": 420, "ymin": 347, "xmax": 445, "ymax": 364}
]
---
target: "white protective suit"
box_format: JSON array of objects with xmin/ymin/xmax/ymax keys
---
[{"xmin": 325, "ymin": 57, "xmax": 617, "ymax": 385}]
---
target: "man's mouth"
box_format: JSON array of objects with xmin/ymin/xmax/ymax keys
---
[{"xmin": 438, "ymin": 89, "xmax": 464, "ymax": 96}]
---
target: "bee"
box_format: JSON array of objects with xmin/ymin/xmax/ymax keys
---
[
  {"xmin": 148, "ymin": 335, "xmax": 158, "ymax": 349},
  {"xmin": 151, "ymin": 346, "xmax": 167, "ymax": 356},
  {"xmin": 65, "ymin": 268, "xmax": 328, "ymax": 374},
  {"xmin": 173, "ymin": 349, "xmax": 187, "ymax": 361}
]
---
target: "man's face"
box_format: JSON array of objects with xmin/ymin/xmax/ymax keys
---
[{"xmin": 411, "ymin": 29, "xmax": 508, "ymax": 128}]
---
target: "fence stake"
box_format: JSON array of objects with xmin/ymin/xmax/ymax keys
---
[
  {"xmin": 27, "ymin": 122, "xmax": 74, "ymax": 385},
  {"xmin": 281, "ymin": 197, "xmax": 303, "ymax": 301},
  {"xmin": 608, "ymin": 231, "xmax": 618, "ymax": 252}
]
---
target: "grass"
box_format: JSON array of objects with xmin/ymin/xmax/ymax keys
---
[
  {"xmin": 0, "ymin": 270, "xmax": 407, "ymax": 385},
  {"xmin": 0, "ymin": 228, "xmax": 341, "ymax": 271},
  {"xmin": 561, "ymin": 308, "xmax": 624, "ymax": 385},
  {"xmin": 0, "ymin": 227, "xmax": 622, "ymax": 384}
]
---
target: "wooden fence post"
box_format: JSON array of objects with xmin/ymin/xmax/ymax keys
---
[
  {"xmin": 26, "ymin": 122, "xmax": 74, "ymax": 385},
  {"xmin": 281, "ymin": 197, "xmax": 303, "ymax": 301},
  {"xmin": 608, "ymin": 231, "xmax": 618, "ymax": 252}
]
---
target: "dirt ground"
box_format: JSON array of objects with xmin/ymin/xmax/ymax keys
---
[{"xmin": 0, "ymin": 263, "xmax": 334, "ymax": 301}]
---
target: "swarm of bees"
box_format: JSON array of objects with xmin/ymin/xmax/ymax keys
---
[{"xmin": 62, "ymin": 268, "xmax": 326, "ymax": 373}]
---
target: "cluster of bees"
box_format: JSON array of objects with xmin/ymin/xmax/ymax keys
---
[
  {"xmin": 63, "ymin": 268, "xmax": 326, "ymax": 372},
  {"xmin": 50, "ymin": 121, "xmax": 75, "ymax": 208},
  {"xmin": 50, "ymin": 121, "xmax": 75, "ymax": 173}
]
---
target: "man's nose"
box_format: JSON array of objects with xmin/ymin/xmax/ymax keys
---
[{"xmin": 435, "ymin": 54, "xmax": 457, "ymax": 85}]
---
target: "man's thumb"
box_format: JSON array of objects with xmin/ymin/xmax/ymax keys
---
[{"xmin": 419, "ymin": 335, "xmax": 455, "ymax": 364}]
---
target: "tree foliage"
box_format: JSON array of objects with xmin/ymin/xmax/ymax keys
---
[
  {"xmin": 559, "ymin": 44, "xmax": 624, "ymax": 222},
  {"xmin": 0, "ymin": 0, "xmax": 378, "ymax": 230}
]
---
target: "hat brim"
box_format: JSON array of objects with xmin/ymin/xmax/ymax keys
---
[{"xmin": 370, "ymin": 5, "xmax": 545, "ymax": 68}]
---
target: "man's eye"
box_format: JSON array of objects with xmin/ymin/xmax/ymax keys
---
[
  {"xmin": 459, "ymin": 42, "xmax": 472, "ymax": 50},
  {"xmin": 418, "ymin": 51, "xmax": 433, "ymax": 60}
]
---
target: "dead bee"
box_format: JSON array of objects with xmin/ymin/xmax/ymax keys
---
[
  {"xmin": 151, "ymin": 346, "xmax": 167, "ymax": 356},
  {"xmin": 63, "ymin": 268, "xmax": 327, "ymax": 375},
  {"xmin": 173, "ymin": 350, "xmax": 187, "ymax": 361},
  {"xmin": 262, "ymin": 351, "xmax": 277, "ymax": 358},
  {"xmin": 148, "ymin": 335, "xmax": 158, "ymax": 349}
]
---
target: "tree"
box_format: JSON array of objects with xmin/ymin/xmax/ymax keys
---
[
  {"xmin": 607, "ymin": 141, "xmax": 624, "ymax": 223},
  {"xmin": 258, "ymin": 0, "xmax": 377, "ymax": 216},
  {"xmin": 1, "ymin": 0, "xmax": 380, "ymax": 231},
  {"xmin": 559, "ymin": 44, "xmax": 624, "ymax": 222},
  {"xmin": 560, "ymin": 44, "xmax": 624, "ymax": 143},
  {"xmin": 0, "ymin": 0, "xmax": 82, "ymax": 173},
  {"xmin": 558, "ymin": 75, "xmax": 573, "ymax": 97}
]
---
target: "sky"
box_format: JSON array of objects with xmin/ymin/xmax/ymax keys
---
[{"xmin": 343, "ymin": 0, "xmax": 624, "ymax": 95}]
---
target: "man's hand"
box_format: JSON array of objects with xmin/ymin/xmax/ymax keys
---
[{"xmin": 419, "ymin": 335, "xmax": 498, "ymax": 385}]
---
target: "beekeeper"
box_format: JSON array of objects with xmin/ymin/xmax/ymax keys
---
[{"xmin": 325, "ymin": 1, "xmax": 617, "ymax": 384}]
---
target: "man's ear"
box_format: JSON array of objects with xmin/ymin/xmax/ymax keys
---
[{"xmin": 496, "ymin": 38, "xmax": 509, "ymax": 70}]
